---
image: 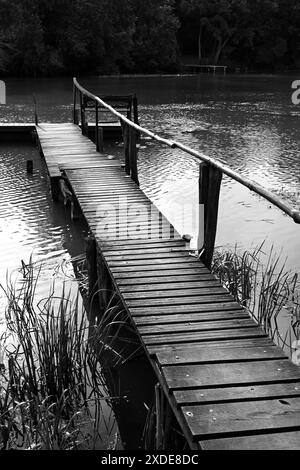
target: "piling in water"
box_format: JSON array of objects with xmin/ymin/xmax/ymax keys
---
[{"xmin": 26, "ymin": 160, "xmax": 33, "ymax": 174}]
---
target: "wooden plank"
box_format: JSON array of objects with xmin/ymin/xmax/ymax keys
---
[
  {"xmin": 106, "ymin": 251, "xmax": 197, "ymax": 261},
  {"xmin": 88, "ymin": 223, "xmax": 175, "ymax": 235},
  {"xmin": 90, "ymin": 230, "xmax": 176, "ymax": 241},
  {"xmin": 89, "ymin": 216, "xmax": 171, "ymax": 227},
  {"xmin": 78, "ymin": 197, "xmax": 152, "ymax": 205},
  {"xmin": 133, "ymin": 311, "xmax": 248, "ymax": 325},
  {"xmin": 107, "ymin": 257, "xmax": 201, "ymax": 267},
  {"xmin": 69, "ymin": 180, "xmax": 136, "ymax": 187},
  {"xmin": 101, "ymin": 238, "xmax": 186, "ymax": 249},
  {"xmin": 162, "ymin": 360, "xmax": 300, "ymax": 390},
  {"xmin": 174, "ymin": 382, "xmax": 300, "ymax": 405},
  {"xmin": 122, "ymin": 286, "xmax": 227, "ymax": 299},
  {"xmin": 99, "ymin": 219, "xmax": 175, "ymax": 230},
  {"xmin": 129, "ymin": 302, "xmax": 244, "ymax": 315},
  {"xmin": 138, "ymin": 319, "xmax": 257, "ymax": 335},
  {"xmin": 116, "ymin": 275, "xmax": 217, "ymax": 285},
  {"xmin": 182, "ymin": 397, "xmax": 300, "ymax": 439},
  {"xmin": 200, "ymin": 431, "xmax": 300, "ymax": 450},
  {"xmin": 142, "ymin": 328, "xmax": 266, "ymax": 346},
  {"xmin": 80, "ymin": 196, "xmax": 152, "ymax": 205},
  {"xmin": 126, "ymin": 294, "xmax": 233, "ymax": 307},
  {"xmin": 103, "ymin": 246, "xmax": 190, "ymax": 256},
  {"xmin": 43, "ymin": 149, "xmax": 97, "ymax": 155},
  {"xmin": 157, "ymin": 345, "xmax": 287, "ymax": 366},
  {"xmin": 81, "ymin": 205, "xmax": 154, "ymax": 213},
  {"xmin": 119, "ymin": 280, "xmax": 221, "ymax": 292},
  {"xmin": 147, "ymin": 337, "xmax": 275, "ymax": 356},
  {"xmin": 112, "ymin": 266, "xmax": 211, "ymax": 276}
]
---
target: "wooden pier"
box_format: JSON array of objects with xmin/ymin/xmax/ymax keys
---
[{"xmin": 33, "ymin": 79, "xmax": 300, "ymax": 450}]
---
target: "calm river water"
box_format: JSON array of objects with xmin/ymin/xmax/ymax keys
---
[
  {"xmin": 1, "ymin": 74, "xmax": 299, "ymax": 265},
  {"xmin": 0, "ymin": 74, "xmax": 299, "ymax": 446}
]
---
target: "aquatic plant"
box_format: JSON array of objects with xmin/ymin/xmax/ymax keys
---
[
  {"xmin": 0, "ymin": 259, "xmax": 129, "ymax": 450},
  {"xmin": 211, "ymin": 243, "xmax": 300, "ymax": 353}
]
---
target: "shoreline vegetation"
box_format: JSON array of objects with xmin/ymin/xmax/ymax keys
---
[
  {"xmin": 0, "ymin": 0, "xmax": 300, "ymax": 77},
  {"xmin": 0, "ymin": 243, "xmax": 299, "ymax": 450},
  {"xmin": 212, "ymin": 243, "xmax": 300, "ymax": 354},
  {"xmin": 0, "ymin": 259, "xmax": 129, "ymax": 450}
]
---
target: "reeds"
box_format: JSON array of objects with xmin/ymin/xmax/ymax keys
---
[
  {"xmin": 0, "ymin": 258, "xmax": 127, "ymax": 450},
  {"xmin": 211, "ymin": 243, "xmax": 300, "ymax": 352}
]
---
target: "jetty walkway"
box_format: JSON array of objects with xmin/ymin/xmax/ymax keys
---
[{"xmin": 33, "ymin": 79, "xmax": 300, "ymax": 450}]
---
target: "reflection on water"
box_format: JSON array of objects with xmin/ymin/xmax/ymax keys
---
[
  {"xmin": 1, "ymin": 73, "xmax": 299, "ymax": 303},
  {"xmin": 0, "ymin": 142, "xmax": 120, "ymax": 449},
  {"xmin": 0, "ymin": 142, "xmax": 87, "ymax": 283},
  {"xmin": 1, "ymin": 74, "xmax": 299, "ymax": 276}
]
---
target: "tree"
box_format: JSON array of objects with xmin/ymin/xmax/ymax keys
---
[
  {"xmin": 180, "ymin": 0, "xmax": 250, "ymax": 63},
  {"xmin": 0, "ymin": 0, "xmax": 19, "ymax": 72},
  {"xmin": 130, "ymin": 0, "xmax": 180, "ymax": 72}
]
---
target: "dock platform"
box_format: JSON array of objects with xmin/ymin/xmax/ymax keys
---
[{"xmin": 35, "ymin": 121, "xmax": 300, "ymax": 450}]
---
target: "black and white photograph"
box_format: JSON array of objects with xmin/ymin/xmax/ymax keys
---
[{"xmin": 0, "ymin": 0, "xmax": 300, "ymax": 456}]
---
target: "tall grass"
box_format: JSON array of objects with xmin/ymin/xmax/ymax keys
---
[
  {"xmin": 0, "ymin": 259, "xmax": 128, "ymax": 450},
  {"xmin": 211, "ymin": 243, "xmax": 300, "ymax": 353}
]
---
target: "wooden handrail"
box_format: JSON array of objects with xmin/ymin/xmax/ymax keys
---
[{"xmin": 73, "ymin": 77, "xmax": 300, "ymax": 225}]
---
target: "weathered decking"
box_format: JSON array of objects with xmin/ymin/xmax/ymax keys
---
[{"xmin": 36, "ymin": 122, "xmax": 300, "ymax": 450}]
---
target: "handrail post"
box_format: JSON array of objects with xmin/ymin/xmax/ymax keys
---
[
  {"xmin": 127, "ymin": 99, "xmax": 132, "ymax": 121},
  {"xmin": 133, "ymin": 94, "xmax": 139, "ymax": 126},
  {"xmin": 122, "ymin": 122, "xmax": 130, "ymax": 175},
  {"xmin": 199, "ymin": 162, "xmax": 222, "ymax": 269},
  {"xmin": 80, "ymin": 91, "xmax": 85, "ymax": 135},
  {"xmin": 129, "ymin": 126, "xmax": 139, "ymax": 186},
  {"xmin": 95, "ymin": 102, "xmax": 104, "ymax": 152},
  {"xmin": 73, "ymin": 81, "xmax": 77, "ymax": 124},
  {"xmin": 33, "ymin": 94, "xmax": 38, "ymax": 126},
  {"xmin": 133, "ymin": 94, "xmax": 140, "ymax": 142}
]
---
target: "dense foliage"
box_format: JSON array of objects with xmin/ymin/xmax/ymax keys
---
[
  {"xmin": 177, "ymin": 0, "xmax": 300, "ymax": 71},
  {"xmin": 0, "ymin": 0, "xmax": 299, "ymax": 76},
  {"xmin": 0, "ymin": 0, "xmax": 180, "ymax": 75}
]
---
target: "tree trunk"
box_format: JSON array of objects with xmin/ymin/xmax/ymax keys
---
[
  {"xmin": 214, "ymin": 35, "xmax": 231, "ymax": 64},
  {"xmin": 198, "ymin": 24, "xmax": 203, "ymax": 60},
  {"xmin": 214, "ymin": 40, "xmax": 223, "ymax": 64}
]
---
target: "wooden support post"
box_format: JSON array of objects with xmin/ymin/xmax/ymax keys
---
[
  {"xmin": 33, "ymin": 94, "xmax": 38, "ymax": 126},
  {"xmin": 80, "ymin": 92, "xmax": 86, "ymax": 135},
  {"xmin": 97, "ymin": 250, "xmax": 112, "ymax": 319},
  {"xmin": 96, "ymin": 127, "xmax": 104, "ymax": 153},
  {"xmin": 155, "ymin": 384, "xmax": 162, "ymax": 450},
  {"xmin": 133, "ymin": 94, "xmax": 139, "ymax": 126},
  {"xmin": 132, "ymin": 94, "xmax": 140, "ymax": 142},
  {"xmin": 199, "ymin": 162, "xmax": 222, "ymax": 269},
  {"xmin": 122, "ymin": 122, "xmax": 130, "ymax": 175},
  {"xmin": 95, "ymin": 103, "xmax": 99, "ymax": 148},
  {"xmin": 74, "ymin": 109, "xmax": 80, "ymax": 125},
  {"xmin": 26, "ymin": 160, "xmax": 33, "ymax": 174},
  {"xmin": 129, "ymin": 126, "xmax": 139, "ymax": 186},
  {"xmin": 85, "ymin": 237, "xmax": 100, "ymax": 324},
  {"xmin": 50, "ymin": 176, "xmax": 61, "ymax": 202},
  {"xmin": 82, "ymin": 113, "xmax": 88, "ymax": 136},
  {"xmin": 73, "ymin": 83, "xmax": 77, "ymax": 124}
]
